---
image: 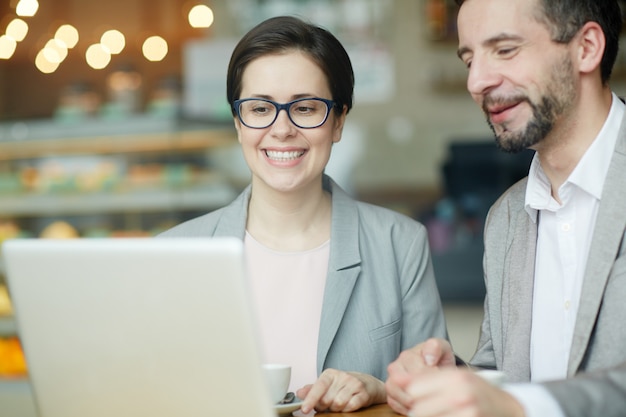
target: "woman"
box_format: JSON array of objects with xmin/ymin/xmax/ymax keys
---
[{"xmin": 160, "ymin": 15, "xmax": 448, "ymax": 413}]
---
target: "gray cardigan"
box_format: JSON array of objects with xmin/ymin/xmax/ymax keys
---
[{"xmin": 160, "ymin": 175, "xmax": 448, "ymax": 380}]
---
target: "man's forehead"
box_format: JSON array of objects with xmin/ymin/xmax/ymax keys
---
[{"xmin": 457, "ymin": 0, "xmax": 545, "ymax": 47}]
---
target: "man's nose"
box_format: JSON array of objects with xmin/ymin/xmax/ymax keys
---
[{"xmin": 466, "ymin": 56, "xmax": 501, "ymax": 97}]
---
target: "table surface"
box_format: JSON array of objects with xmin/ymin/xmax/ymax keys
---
[
  {"xmin": 0, "ymin": 376, "xmax": 400, "ymax": 417},
  {"xmin": 295, "ymin": 403, "xmax": 400, "ymax": 417}
]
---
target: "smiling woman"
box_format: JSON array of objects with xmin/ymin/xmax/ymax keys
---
[{"xmin": 159, "ymin": 15, "xmax": 449, "ymax": 414}]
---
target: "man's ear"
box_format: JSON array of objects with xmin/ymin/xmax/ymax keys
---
[{"xmin": 576, "ymin": 21, "xmax": 605, "ymax": 75}]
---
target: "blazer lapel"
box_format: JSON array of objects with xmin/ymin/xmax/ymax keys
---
[
  {"xmin": 501, "ymin": 206, "xmax": 536, "ymax": 382},
  {"xmin": 316, "ymin": 178, "xmax": 361, "ymax": 374},
  {"xmin": 213, "ymin": 185, "xmax": 250, "ymax": 238},
  {"xmin": 568, "ymin": 115, "xmax": 626, "ymax": 375}
]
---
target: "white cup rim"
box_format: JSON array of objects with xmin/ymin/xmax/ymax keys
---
[
  {"xmin": 262, "ymin": 363, "xmax": 290, "ymax": 370},
  {"xmin": 475, "ymin": 369, "xmax": 506, "ymax": 386}
]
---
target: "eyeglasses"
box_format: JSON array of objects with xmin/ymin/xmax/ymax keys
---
[{"xmin": 233, "ymin": 97, "xmax": 336, "ymax": 129}]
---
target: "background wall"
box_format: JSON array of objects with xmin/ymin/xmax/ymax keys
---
[
  {"xmin": 0, "ymin": 0, "xmax": 492, "ymax": 195},
  {"xmin": 2, "ymin": 0, "xmax": 626, "ymax": 194},
  {"xmin": 347, "ymin": 0, "xmax": 489, "ymax": 190}
]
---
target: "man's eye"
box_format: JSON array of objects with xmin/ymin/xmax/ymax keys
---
[{"xmin": 497, "ymin": 47, "xmax": 517, "ymax": 56}]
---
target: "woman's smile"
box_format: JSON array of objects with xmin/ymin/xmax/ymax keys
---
[{"xmin": 264, "ymin": 149, "xmax": 306, "ymax": 162}]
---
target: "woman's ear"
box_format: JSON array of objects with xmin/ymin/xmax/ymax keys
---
[
  {"xmin": 332, "ymin": 105, "xmax": 348, "ymax": 144},
  {"xmin": 576, "ymin": 21, "xmax": 605, "ymax": 76},
  {"xmin": 233, "ymin": 116, "xmax": 243, "ymax": 144}
]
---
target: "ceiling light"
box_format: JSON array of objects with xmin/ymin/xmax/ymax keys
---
[
  {"xmin": 188, "ymin": 5, "xmax": 214, "ymax": 28},
  {"xmin": 142, "ymin": 36, "xmax": 168, "ymax": 61},
  {"xmin": 16, "ymin": 0, "xmax": 39, "ymax": 17},
  {"xmin": 0, "ymin": 35, "xmax": 17, "ymax": 59},
  {"xmin": 43, "ymin": 39, "xmax": 68, "ymax": 63},
  {"xmin": 6, "ymin": 19, "xmax": 28, "ymax": 42},
  {"xmin": 35, "ymin": 49, "xmax": 59, "ymax": 73},
  {"xmin": 85, "ymin": 43, "xmax": 111, "ymax": 69},
  {"xmin": 101, "ymin": 30, "xmax": 125, "ymax": 54},
  {"xmin": 55, "ymin": 25, "xmax": 79, "ymax": 49}
]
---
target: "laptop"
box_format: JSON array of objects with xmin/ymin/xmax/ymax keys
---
[{"xmin": 2, "ymin": 237, "xmax": 276, "ymax": 417}]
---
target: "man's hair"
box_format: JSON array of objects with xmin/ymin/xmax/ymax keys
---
[{"xmin": 455, "ymin": 0, "xmax": 623, "ymax": 84}]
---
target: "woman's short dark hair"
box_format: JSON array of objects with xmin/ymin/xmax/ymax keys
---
[
  {"xmin": 455, "ymin": 0, "xmax": 622, "ymax": 84},
  {"xmin": 226, "ymin": 15, "xmax": 354, "ymax": 116}
]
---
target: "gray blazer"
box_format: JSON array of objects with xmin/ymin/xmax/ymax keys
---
[
  {"xmin": 471, "ymin": 111, "xmax": 626, "ymax": 416},
  {"xmin": 160, "ymin": 175, "xmax": 448, "ymax": 381}
]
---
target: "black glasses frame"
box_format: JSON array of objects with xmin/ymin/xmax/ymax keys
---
[{"xmin": 233, "ymin": 97, "xmax": 336, "ymax": 129}]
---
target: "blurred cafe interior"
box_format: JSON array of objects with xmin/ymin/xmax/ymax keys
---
[{"xmin": 1, "ymin": 0, "xmax": 626, "ymax": 414}]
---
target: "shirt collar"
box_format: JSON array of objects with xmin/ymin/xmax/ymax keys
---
[{"xmin": 524, "ymin": 92, "xmax": 625, "ymax": 221}]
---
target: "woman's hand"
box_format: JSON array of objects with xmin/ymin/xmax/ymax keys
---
[{"xmin": 297, "ymin": 369, "xmax": 387, "ymax": 414}]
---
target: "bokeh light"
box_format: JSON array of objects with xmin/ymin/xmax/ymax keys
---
[
  {"xmin": 55, "ymin": 25, "xmax": 79, "ymax": 49},
  {"xmin": 142, "ymin": 36, "xmax": 168, "ymax": 61},
  {"xmin": 101, "ymin": 30, "xmax": 125, "ymax": 54},
  {"xmin": 188, "ymin": 5, "xmax": 214, "ymax": 28},
  {"xmin": 6, "ymin": 19, "xmax": 29, "ymax": 42},
  {"xmin": 0, "ymin": 35, "xmax": 17, "ymax": 59},
  {"xmin": 43, "ymin": 39, "xmax": 68, "ymax": 63},
  {"xmin": 85, "ymin": 43, "xmax": 111, "ymax": 69},
  {"xmin": 16, "ymin": 0, "xmax": 39, "ymax": 17},
  {"xmin": 35, "ymin": 49, "xmax": 59, "ymax": 73}
]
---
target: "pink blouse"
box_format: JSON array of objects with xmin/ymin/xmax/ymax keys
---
[{"xmin": 245, "ymin": 231, "xmax": 330, "ymax": 392}]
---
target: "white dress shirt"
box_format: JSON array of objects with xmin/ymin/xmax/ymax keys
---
[{"xmin": 505, "ymin": 93, "xmax": 624, "ymax": 416}]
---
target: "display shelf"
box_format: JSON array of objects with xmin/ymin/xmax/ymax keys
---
[
  {"xmin": 0, "ymin": 378, "xmax": 37, "ymax": 417},
  {"xmin": 0, "ymin": 115, "xmax": 241, "ymax": 241},
  {"xmin": 0, "ymin": 315, "xmax": 17, "ymax": 337},
  {"xmin": 0, "ymin": 184, "xmax": 237, "ymax": 217},
  {"xmin": 0, "ymin": 116, "xmax": 236, "ymax": 161}
]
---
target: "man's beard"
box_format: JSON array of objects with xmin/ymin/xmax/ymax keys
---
[
  {"xmin": 484, "ymin": 55, "xmax": 575, "ymax": 154},
  {"xmin": 487, "ymin": 96, "xmax": 558, "ymax": 153}
]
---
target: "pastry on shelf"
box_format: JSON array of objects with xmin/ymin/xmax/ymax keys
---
[
  {"xmin": 0, "ymin": 221, "xmax": 21, "ymax": 245},
  {"xmin": 39, "ymin": 221, "xmax": 79, "ymax": 239},
  {"xmin": 0, "ymin": 336, "xmax": 28, "ymax": 377},
  {"xmin": 0, "ymin": 285, "xmax": 12, "ymax": 316}
]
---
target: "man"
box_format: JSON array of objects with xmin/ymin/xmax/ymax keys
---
[{"xmin": 385, "ymin": 0, "xmax": 626, "ymax": 416}]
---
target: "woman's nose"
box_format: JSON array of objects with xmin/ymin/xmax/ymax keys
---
[{"xmin": 270, "ymin": 109, "xmax": 297, "ymax": 137}]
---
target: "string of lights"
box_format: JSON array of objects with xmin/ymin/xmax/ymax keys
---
[{"xmin": 0, "ymin": 1, "xmax": 214, "ymax": 73}]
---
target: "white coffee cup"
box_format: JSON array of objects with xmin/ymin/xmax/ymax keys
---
[
  {"xmin": 475, "ymin": 369, "xmax": 506, "ymax": 386},
  {"xmin": 262, "ymin": 363, "xmax": 291, "ymax": 404}
]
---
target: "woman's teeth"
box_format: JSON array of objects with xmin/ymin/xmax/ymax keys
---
[{"xmin": 265, "ymin": 150, "xmax": 304, "ymax": 161}]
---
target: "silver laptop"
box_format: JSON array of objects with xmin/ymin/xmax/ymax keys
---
[{"xmin": 2, "ymin": 237, "xmax": 275, "ymax": 417}]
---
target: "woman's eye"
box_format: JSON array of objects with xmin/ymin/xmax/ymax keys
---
[{"xmin": 252, "ymin": 106, "xmax": 271, "ymax": 114}]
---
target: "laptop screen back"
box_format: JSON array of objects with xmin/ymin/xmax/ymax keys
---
[{"xmin": 3, "ymin": 237, "xmax": 274, "ymax": 417}]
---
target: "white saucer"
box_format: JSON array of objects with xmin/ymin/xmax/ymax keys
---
[{"xmin": 274, "ymin": 399, "xmax": 304, "ymax": 415}]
